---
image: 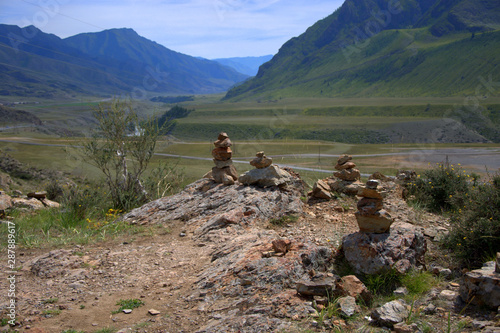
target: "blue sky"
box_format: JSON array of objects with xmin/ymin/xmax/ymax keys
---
[{"xmin": 0, "ymin": 0, "xmax": 343, "ymax": 58}]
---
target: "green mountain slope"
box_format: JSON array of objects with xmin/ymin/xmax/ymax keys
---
[
  {"xmin": 225, "ymin": 0, "xmax": 500, "ymax": 101},
  {"xmin": 0, "ymin": 25, "xmax": 248, "ymax": 99}
]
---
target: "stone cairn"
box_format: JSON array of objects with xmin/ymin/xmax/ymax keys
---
[
  {"xmin": 333, "ymin": 154, "xmax": 361, "ymax": 182},
  {"xmin": 211, "ymin": 132, "xmax": 238, "ymax": 185},
  {"xmin": 250, "ymin": 151, "xmax": 273, "ymax": 169},
  {"xmin": 355, "ymin": 179, "xmax": 393, "ymax": 233}
]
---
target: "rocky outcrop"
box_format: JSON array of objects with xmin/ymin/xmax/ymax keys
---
[
  {"xmin": 123, "ymin": 177, "xmax": 303, "ymax": 228},
  {"xmin": 342, "ymin": 222, "xmax": 426, "ymax": 275},
  {"xmin": 460, "ymin": 259, "xmax": 500, "ymax": 309}
]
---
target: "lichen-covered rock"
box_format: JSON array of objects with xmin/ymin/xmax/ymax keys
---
[
  {"xmin": 342, "ymin": 222, "xmax": 426, "ymax": 275},
  {"xmin": 238, "ymin": 165, "xmax": 293, "ymax": 187},
  {"xmin": 12, "ymin": 197, "xmax": 45, "ymax": 210}
]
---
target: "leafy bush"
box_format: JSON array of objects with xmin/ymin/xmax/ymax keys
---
[
  {"xmin": 443, "ymin": 173, "xmax": 500, "ymax": 267},
  {"xmin": 112, "ymin": 299, "xmax": 144, "ymax": 314},
  {"xmin": 405, "ymin": 161, "xmax": 470, "ymax": 212}
]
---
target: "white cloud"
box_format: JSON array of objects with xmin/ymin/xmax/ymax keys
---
[{"xmin": 0, "ymin": 0, "xmax": 343, "ymax": 58}]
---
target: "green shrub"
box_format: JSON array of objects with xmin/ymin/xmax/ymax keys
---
[
  {"xmin": 406, "ymin": 162, "xmax": 470, "ymax": 212},
  {"xmin": 362, "ymin": 269, "xmax": 401, "ymax": 296},
  {"xmin": 112, "ymin": 299, "xmax": 144, "ymax": 314},
  {"xmin": 443, "ymin": 173, "xmax": 500, "ymax": 267}
]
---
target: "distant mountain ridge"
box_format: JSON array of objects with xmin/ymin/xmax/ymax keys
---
[
  {"xmin": 212, "ymin": 55, "xmax": 273, "ymax": 76},
  {"xmin": 0, "ymin": 25, "xmax": 248, "ymax": 99},
  {"xmin": 225, "ymin": 0, "xmax": 500, "ymax": 100}
]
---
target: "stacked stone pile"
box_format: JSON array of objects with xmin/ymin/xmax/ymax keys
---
[
  {"xmin": 250, "ymin": 151, "xmax": 273, "ymax": 169},
  {"xmin": 239, "ymin": 151, "xmax": 293, "ymax": 188},
  {"xmin": 333, "ymin": 154, "xmax": 361, "ymax": 181},
  {"xmin": 355, "ymin": 179, "xmax": 393, "ymax": 233},
  {"xmin": 211, "ymin": 132, "xmax": 238, "ymax": 186}
]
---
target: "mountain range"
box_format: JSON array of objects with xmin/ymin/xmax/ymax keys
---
[
  {"xmin": 0, "ymin": 25, "xmax": 249, "ymax": 99},
  {"xmin": 212, "ymin": 55, "xmax": 273, "ymax": 76},
  {"xmin": 225, "ymin": 0, "xmax": 500, "ymax": 101}
]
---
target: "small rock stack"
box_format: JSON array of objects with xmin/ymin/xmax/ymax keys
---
[
  {"xmin": 333, "ymin": 154, "xmax": 361, "ymax": 181},
  {"xmin": 211, "ymin": 132, "xmax": 238, "ymax": 185},
  {"xmin": 355, "ymin": 179, "xmax": 393, "ymax": 233},
  {"xmin": 250, "ymin": 151, "xmax": 273, "ymax": 169}
]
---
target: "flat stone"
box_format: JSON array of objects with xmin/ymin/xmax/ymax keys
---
[
  {"xmin": 212, "ymin": 147, "xmax": 232, "ymax": 161},
  {"xmin": 357, "ymin": 197, "xmax": 383, "ymax": 215},
  {"xmin": 337, "ymin": 154, "xmax": 352, "ymax": 165},
  {"xmin": 333, "ymin": 168, "xmax": 360, "ymax": 181},
  {"xmin": 250, "ymin": 156, "xmax": 273, "ymax": 169},
  {"xmin": 438, "ymin": 290, "xmax": 458, "ymax": 301},
  {"xmin": 357, "ymin": 188, "xmax": 383, "ymax": 199},
  {"xmin": 296, "ymin": 277, "xmax": 337, "ymax": 297},
  {"xmin": 213, "ymin": 159, "xmax": 233, "ymax": 168},
  {"xmin": 27, "ymin": 191, "xmax": 47, "ymax": 199},
  {"xmin": 41, "ymin": 198, "xmax": 60, "ymax": 208},
  {"xmin": 123, "ymin": 309, "xmax": 132, "ymax": 314},
  {"xmin": 217, "ymin": 132, "xmax": 229, "ymax": 140},
  {"xmin": 213, "ymin": 137, "xmax": 232, "ymax": 148},
  {"xmin": 355, "ymin": 210, "xmax": 393, "ymax": 233},
  {"xmin": 365, "ymin": 179, "xmax": 379, "ymax": 189},
  {"xmin": 334, "ymin": 161, "xmax": 356, "ymax": 171},
  {"xmin": 394, "ymin": 287, "xmax": 409, "ymax": 297},
  {"xmin": 148, "ymin": 309, "xmax": 160, "ymax": 315}
]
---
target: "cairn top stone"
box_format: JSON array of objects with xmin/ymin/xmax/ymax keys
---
[
  {"xmin": 218, "ymin": 132, "xmax": 229, "ymax": 140},
  {"xmin": 337, "ymin": 154, "xmax": 352, "ymax": 165},
  {"xmin": 366, "ymin": 179, "xmax": 379, "ymax": 190},
  {"xmin": 256, "ymin": 151, "xmax": 265, "ymax": 158}
]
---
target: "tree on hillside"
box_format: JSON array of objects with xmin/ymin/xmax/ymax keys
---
[{"xmin": 79, "ymin": 99, "xmax": 175, "ymax": 210}]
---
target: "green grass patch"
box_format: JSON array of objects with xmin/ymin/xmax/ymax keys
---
[
  {"xmin": 42, "ymin": 298, "xmax": 59, "ymax": 304},
  {"xmin": 112, "ymin": 299, "xmax": 145, "ymax": 314},
  {"xmin": 270, "ymin": 214, "xmax": 299, "ymax": 227}
]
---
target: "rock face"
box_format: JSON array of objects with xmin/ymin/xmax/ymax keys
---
[
  {"xmin": 355, "ymin": 180, "xmax": 393, "ymax": 233},
  {"xmin": 239, "ymin": 165, "xmax": 293, "ymax": 188},
  {"xmin": 123, "ymin": 177, "xmax": 303, "ymax": 228},
  {"xmin": 460, "ymin": 260, "xmax": 500, "ymax": 309},
  {"xmin": 210, "ymin": 132, "xmax": 237, "ymax": 185},
  {"xmin": 342, "ymin": 222, "xmax": 426, "ymax": 275}
]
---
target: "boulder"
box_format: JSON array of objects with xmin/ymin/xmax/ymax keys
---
[
  {"xmin": 41, "ymin": 198, "xmax": 60, "ymax": 208},
  {"xmin": 371, "ymin": 299, "xmax": 409, "ymax": 327},
  {"xmin": 272, "ymin": 239, "xmax": 291, "ymax": 254},
  {"xmin": 354, "ymin": 210, "xmax": 393, "ymax": 233},
  {"xmin": 239, "ymin": 165, "xmax": 293, "ymax": 187},
  {"xmin": 460, "ymin": 260, "xmax": 500, "ymax": 309},
  {"xmin": 0, "ymin": 172, "xmax": 12, "ymax": 191},
  {"xmin": 342, "ymin": 222, "xmax": 426, "ymax": 275}
]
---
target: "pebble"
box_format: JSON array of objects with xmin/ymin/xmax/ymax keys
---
[
  {"xmin": 148, "ymin": 309, "xmax": 161, "ymax": 315},
  {"xmin": 123, "ymin": 309, "xmax": 132, "ymax": 314}
]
